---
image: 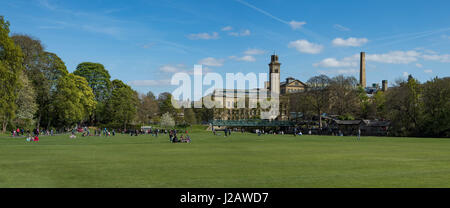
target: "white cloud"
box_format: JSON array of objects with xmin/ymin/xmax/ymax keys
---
[
  {"xmin": 198, "ymin": 57, "xmax": 224, "ymax": 67},
  {"xmin": 244, "ymin": 49, "xmax": 265, "ymax": 55},
  {"xmin": 229, "ymin": 29, "xmax": 251, "ymax": 37},
  {"xmin": 188, "ymin": 32, "xmax": 219, "ymax": 40},
  {"xmin": 314, "ymin": 56, "xmax": 358, "ymax": 68},
  {"xmin": 415, "ymin": 63, "xmax": 423, "ymax": 68},
  {"xmin": 221, "ymin": 26, "xmax": 233, "ymax": 31},
  {"xmin": 333, "ymin": 24, "xmax": 350, "ymax": 31},
  {"xmin": 289, "ymin": 20, "xmax": 306, "ymax": 30},
  {"xmin": 159, "ymin": 64, "xmax": 184, "ymax": 73},
  {"xmin": 422, "ymin": 54, "xmax": 450, "ymax": 63},
  {"xmin": 129, "ymin": 79, "xmax": 171, "ymax": 87},
  {"xmin": 366, "ymin": 51, "xmax": 421, "ymax": 64},
  {"xmin": 241, "ymin": 29, "xmax": 251, "ymax": 36},
  {"xmin": 230, "ymin": 55, "xmax": 256, "ymax": 62},
  {"xmin": 288, "ymin": 39, "xmax": 323, "ymax": 54},
  {"xmin": 318, "ymin": 69, "xmax": 358, "ymax": 76},
  {"xmin": 332, "ymin": 37, "xmax": 368, "ymax": 47},
  {"xmin": 424, "ymin": 69, "xmax": 433, "ymax": 73},
  {"xmin": 403, "ymin": 72, "xmax": 409, "ymax": 78},
  {"xmin": 314, "ymin": 50, "xmax": 422, "ymax": 69}
]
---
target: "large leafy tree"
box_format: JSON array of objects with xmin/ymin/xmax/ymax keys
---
[
  {"xmin": 35, "ymin": 52, "xmax": 68, "ymax": 128},
  {"xmin": 14, "ymin": 73, "xmax": 38, "ymax": 128},
  {"xmin": 158, "ymin": 92, "xmax": 177, "ymax": 116},
  {"xmin": 52, "ymin": 74, "xmax": 96, "ymax": 128},
  {"xmin": 73, "ymin": 62, "xmax": 112, "ymax": 124},
  {"xmin": 0, "ymin": 16, "xmax": 24, "ymax": 133},
  {"xmin": 420, "ymin": 77, "xmax": 450, "ymax": 137},
  {"xmin": 12, "ymin": 34, "xmax": 68, "ymax": 129},
  {"xmin": 183, "ymin": 107, "xmax": 197, "ymax": 125},
  {"xmin": 74, "ymin": 62, "xmax": 111, "ymax": 102},
  {"xmin": 11, "ymin": 34, "xmax": 43, "ymax": 73},
  {"xmin": 105, "ymin": 80, "xmax": 138, "ymax": 129},
  {"xmin": 385, "ymin": 76, "xmax": 423, "ymax": 136}
]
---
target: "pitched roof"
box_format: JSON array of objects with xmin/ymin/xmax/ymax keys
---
[{"xmin": 334, "ymin": 120, "xmax": 362, "ymax": 125}]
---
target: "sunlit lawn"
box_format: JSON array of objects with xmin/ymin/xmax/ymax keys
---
[{"xmin": 0, "ymin": 130, "xmax": 449, "ymax": 187}]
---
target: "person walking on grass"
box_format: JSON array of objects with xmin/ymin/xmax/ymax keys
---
[{"xmin": 357, "ymin": 127, "xmax": 361, "ymax": 141}]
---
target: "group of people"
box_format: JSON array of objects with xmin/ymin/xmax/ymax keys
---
[
  {"xmin": 212, "ymin": 128, "xmax": 233, "ymax": 137},
  {"xmin": 169, "ymin": 129, "xmax": 191, "ymax": 143}
]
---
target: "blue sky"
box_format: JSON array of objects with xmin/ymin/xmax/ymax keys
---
[{"xmin": 1, "ymin": 0, "xmax": 450, "ymax": 96}]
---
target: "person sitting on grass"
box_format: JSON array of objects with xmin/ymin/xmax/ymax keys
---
[
  {"xmin": 26, "ymin": 133, "xmax": 33, "ymax": 142},
  {"xmin": 34, "ymin": 135, "xmax": 39, "ymax": 142},
  {"xmin": 172, "ymin": 134, "xmax": 180, "ymax": 143},
  {"xmin": 70, "ymin": 131, "xmax": 76, "ymax": 139},
  {"xmin": 183, "ymin": 135, "xmax": 191, "ymax": 143}
]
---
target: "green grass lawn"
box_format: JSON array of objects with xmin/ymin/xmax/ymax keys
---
[{"xmin": 0, "ymin": 130, "xmax": 449, "ymax": 188}]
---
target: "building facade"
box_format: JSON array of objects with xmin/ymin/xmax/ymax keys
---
[{"xmin": 211, "ymin": 54, "xmax": 298, "ymax": 121}]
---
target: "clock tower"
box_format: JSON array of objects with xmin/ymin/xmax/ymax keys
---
[{"xmin": 269, "ymin": 54, "xmax": 281, "ymax": 96}]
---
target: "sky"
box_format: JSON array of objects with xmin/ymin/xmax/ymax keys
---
[{"xmin": 1, "ymin": 0, "xmax": 450, "ymax": 97}]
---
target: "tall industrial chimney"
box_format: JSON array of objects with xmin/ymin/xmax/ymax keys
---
[
  {"xmin": 382, "ymin": 80, "xmax": 388, "ymax": 91},
  {"xmin": 360, "ymin": 52, "xmax": 366, "ymax": 88}
]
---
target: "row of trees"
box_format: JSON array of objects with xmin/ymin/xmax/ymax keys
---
[
  {"xmin": 289, "ymin": 74, "xmax": 450, "ymax": 137},
  {"xmin": 1, "ymin": 16, "xmax": 207, "ymax": 132},
  {"xmin": 1, "ymin": 15, "xmax": 447, "ymax": 136}
]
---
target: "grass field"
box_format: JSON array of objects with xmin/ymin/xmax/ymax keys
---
[{"xmin": 0, "ymin": 129, "xmax": 449, "ymax": 188}]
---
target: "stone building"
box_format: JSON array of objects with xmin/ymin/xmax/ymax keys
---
[
  {"xmin": 280, "ymin": 77, "xmax": 307, "ymax": 94},
  {"xmin": 211, "ymin": 54, "xmax": 300, "ymax": 121}
]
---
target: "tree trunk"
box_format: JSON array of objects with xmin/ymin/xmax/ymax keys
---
[
  {"xmin": 2, "ymin": 120, "xmax": 7, "ymax": 133},
  {"xmin": 318, "ymin": 109, "xmax": 322, "ymax": 129}
]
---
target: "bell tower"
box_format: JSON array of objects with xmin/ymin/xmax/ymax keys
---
[{"xmin": 269, "ymin": 54, "xmax": 281, "ymax": 96}]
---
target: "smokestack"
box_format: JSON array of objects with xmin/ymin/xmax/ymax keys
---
[
  {"xmin": 382, "ymin": 80, "xmax": 388, "ymax": 91},
  {"xmin": 360, "ymin": 52, "xmax": 366, "ymax": 88}
]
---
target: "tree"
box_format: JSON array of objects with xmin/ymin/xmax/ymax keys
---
[
  {"xmin": 160, "ymin": 112, "xmax": 175, "ymax": 128},
  {"xmin": 306, "ymin": 75, "xmax": 331, "ymax": 128},
  {"xmin": 11, "ymin": 34, "xmax": 43, "ymax": 73},
  {"xmin": 158, "ymin": 92, "xmax": 177, "ymax": 116},
  {"xmin": 372, "ymin": 91, "xmax": 386, "ymax": 119},
  {"xmin": 329, "ymin": 75, "xmax": 359, "ymax": 116},
  {"xmin": 52, "ymin": 74, "xmax": 96, "ymax": 128},
  {"xmin": 288, "ymin": 91, "xmax": 313, "ymax": 123},
  {"xmin": 420, "ymin": 77, "xmax": 450, "ymax": 137},
  {"xmin": 137, "ymin": 91, "xmax": 159, "ymax": 125},
  {"xmin": 73, "ymin": 62, "xmax": 112, "ymax": 102},
  {"xmin": 12, "ymin": 34, "xmax": 69, "ymax": 129},
  {"xmin": 34, "ymin": 52, "xmax": 68, "ymax": 128},
  {"xmin": 14, "ymin": 73, "xmax": 38, "ymax": 128},
  {"xmin": 183, "ymin": 107, "xmax": 197, "ymax": 125},
  {"xmin": 385, "ymin": 76, "xmax": 423, "ymax": 136},
  {"xmin": 0, "ymin": 16, "xmax": 24, "ymax": 133},
  {"xmin": 104, "ymin": 80, "xmax": 138, "ymax": 129},
  {"xmin": 357, "ymin": 86, "xmax": 371, "ymax": 119}
]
